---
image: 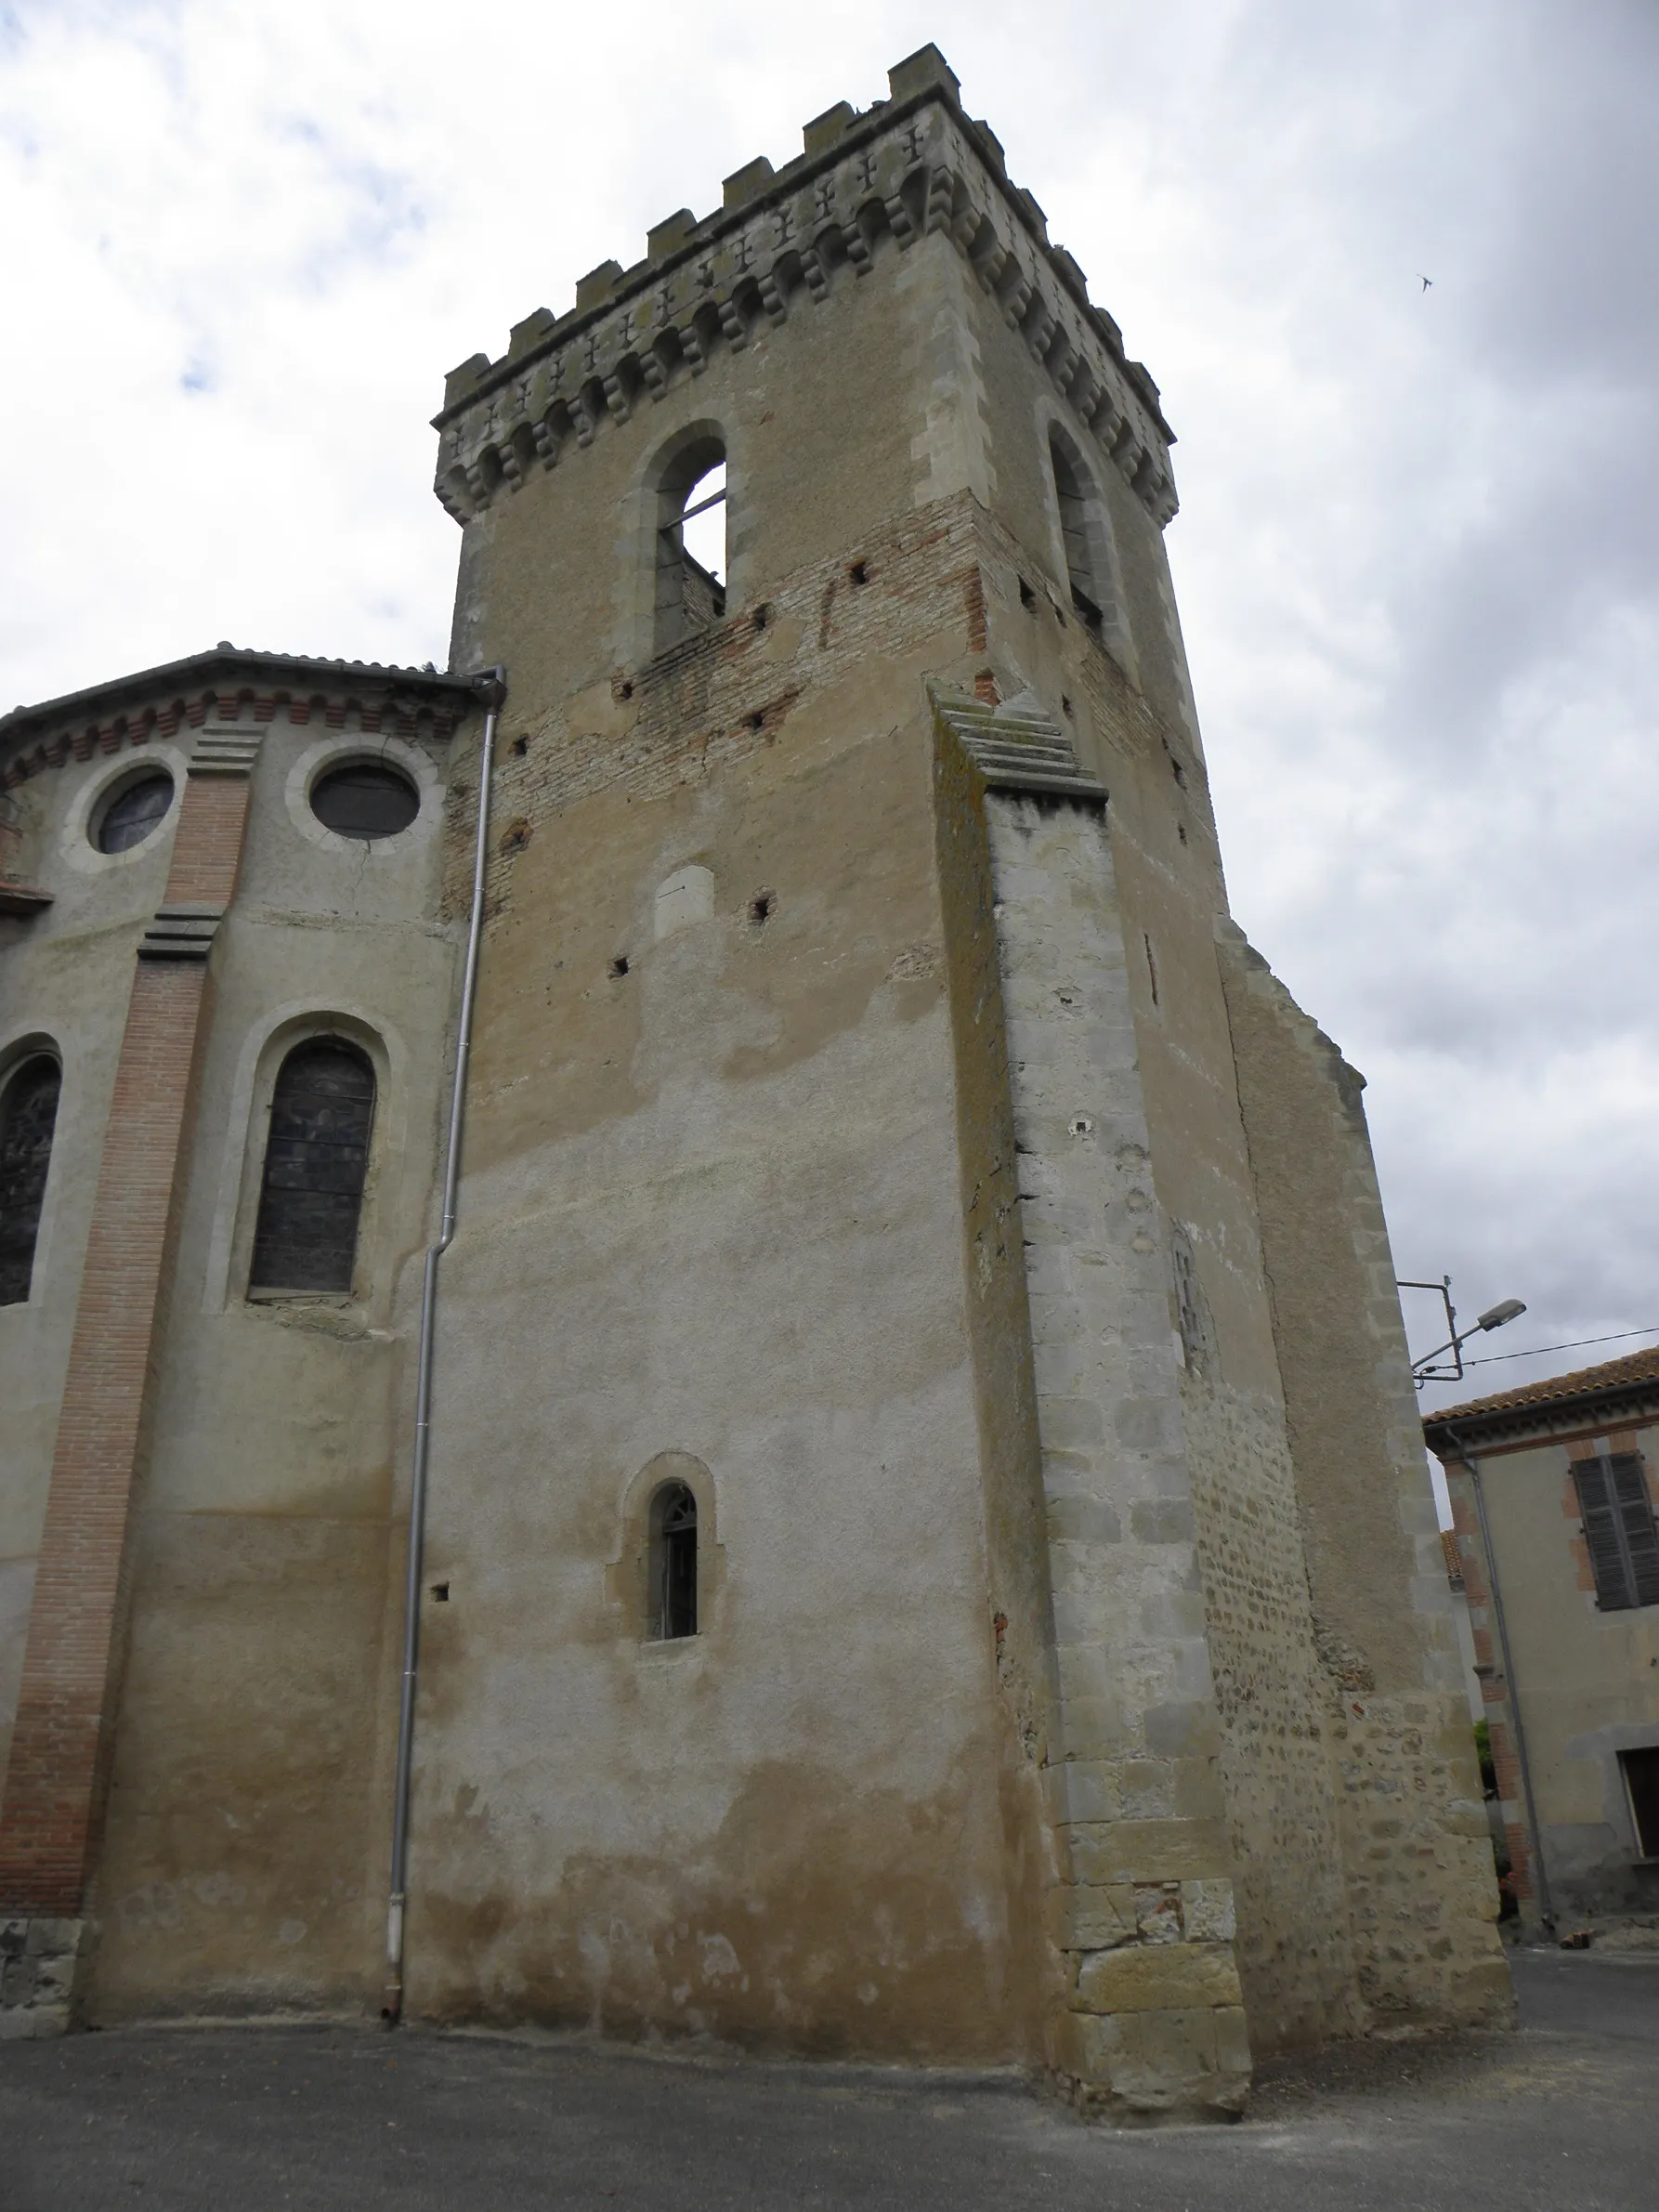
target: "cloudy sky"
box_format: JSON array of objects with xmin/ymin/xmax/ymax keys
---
[{"xmin": 4, "ymin": 0, "xmax": 1655, "ymax": 1447}]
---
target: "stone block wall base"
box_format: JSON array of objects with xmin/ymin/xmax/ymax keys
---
[
  {"xmin": 1049, "ymin": 2000, "xmax": 1251, "ymax": 2122},
  {"xmin": 0, "ymin": 1918, "xmax": 91, "ymax": 2039}
]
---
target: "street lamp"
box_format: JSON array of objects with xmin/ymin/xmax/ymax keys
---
[{"xmin": 1398, "ymin": 1277, "xmax": 1527, "ymax": 1388}]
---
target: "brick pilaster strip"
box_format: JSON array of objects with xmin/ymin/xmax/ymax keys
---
[{"xmin": 0, "ymin": 731, "xmax": 256, "ymax": 1914}]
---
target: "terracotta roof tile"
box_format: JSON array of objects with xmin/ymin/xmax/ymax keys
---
[{"xmin": 1425, "ymin": 1342, "xmax": 1659, "ymax": 1431}]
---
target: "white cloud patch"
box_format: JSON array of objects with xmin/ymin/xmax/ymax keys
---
[{"xmin": 4, "ymin": 0, "xmax": 1656, "ymax": 1423}]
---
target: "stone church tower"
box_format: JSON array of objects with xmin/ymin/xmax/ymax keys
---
[{"xmin": 0, "ymin": 47, "xmax": 1506, "ymax": 2114}]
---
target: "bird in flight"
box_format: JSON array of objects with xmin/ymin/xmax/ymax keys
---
[{"xmin": 1419, "ymin": 274, "xmax": 1433, "ymax": 291}]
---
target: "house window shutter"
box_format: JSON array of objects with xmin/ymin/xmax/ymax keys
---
[
  {"xmin": 1574, "ymin": 1454, "xmax": 1659, "ymax": 1611},
  {"xmin": 1611, "ymin": 1454, "xmax": 1659, "ymax": 1608},
  {"xmin": 1575, "ymin": 1459, "xmax": 1635, "ymax": 1608}
]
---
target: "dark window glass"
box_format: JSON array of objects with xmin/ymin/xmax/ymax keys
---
[
  {"xmin": 1623, "ymin": 1747, "xmax": 1659, "ymax": 1858},
  {"xmin": 0, "ymin": 1056, "xmax": 60, "ymax": 1305},
  {"xmin": 310, "ymin": 764, "xmax": 420, "ymax": 841},
  {"xmin": 97, "ymin": 772, "xmax": 174, "ymax": 854},
  {"xmin": 648, "ymin": 1482, "xmax": 698, "ymax": 1640},
  {"xmin": 249, "ymin": 1039, "xmax": 375, "ymax": 1293},
  {"xmin": 1574, "ymin": 1455, "xmax": 1659, "ymax": 1611}
]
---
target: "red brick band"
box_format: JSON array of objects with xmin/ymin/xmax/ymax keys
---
[{"xmin": 0, "ymin": 758, "xmax": 253, "ymax": 1913}]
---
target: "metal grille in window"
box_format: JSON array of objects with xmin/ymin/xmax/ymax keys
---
[
  {"xmin": 1574, "ymin": 1455, "xmax": 1659, "ymax": 1611},
  {"xmin": 97, "ymin": 772, "xmax": 174, "ymax": 855},
  {"xmin": 249, "ymin": 1040, "xmax": 375, "ymax": 1293},
  {"xmin": 310, "ymin": 764, "xmax": 420, "ymax": 841},
  {"xmin": 648, "ymin": 1482, "xmax": 699, "ymax": 1641},
  {"xmin": 0, "ymin": 1056, "xmax": 60, "ymax": 1305}
]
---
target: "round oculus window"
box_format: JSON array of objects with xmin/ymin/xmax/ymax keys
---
[
  {"xmin": 96, "ymin": 771, "xmax": 175, "ymax": 855},
  {"xmin": 309, "ymin": 762, "xmax": 420, "ymax": 841}
]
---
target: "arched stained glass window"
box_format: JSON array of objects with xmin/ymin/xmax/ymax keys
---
[
  {"xmin": 0, "ymin": 1055, "xmax": 60, "ymax": 1306},
  {"xmin": 249, "ymin": 1038, "xmax": 375, "ymax": 1294},
  {"xmin": 648, "ymin": 1481, "xmax": 699, "ymax": 1640}
]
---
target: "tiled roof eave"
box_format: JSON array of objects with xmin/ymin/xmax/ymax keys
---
[{"xmin": 1425, "ymin": 1370, "xmax": 1659, "ymax": 1453}]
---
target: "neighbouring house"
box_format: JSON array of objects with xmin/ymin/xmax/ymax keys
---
[
  {"xmin": 1427, "ymin": 1349, "xmax": 1659, "ymax": 1930},
  {"xmin": 1442, "ymin": 1528, "xmax": 1484, "ymax": 1724}
]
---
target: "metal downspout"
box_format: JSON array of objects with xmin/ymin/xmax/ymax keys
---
[
  {"xmin": 1445, "ymin": 1420, "xmax": 1556, "ymax": 1931},
  {"xmin": 384, "ymin": 664, "xmax": 507, "ymax": 2022}
]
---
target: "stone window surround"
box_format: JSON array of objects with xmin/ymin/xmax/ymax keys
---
[
  {"xmin": 282, "ymin": 732, "xmax": 444, "ymax": 859},
  {"xmin": 201, "ymin": 1001, "xmax": 411, "ymax": 1322},
  {"xmin": 605, "ymin": 1450, "xmax": 727, "ymax": 1652},
  {"xmin": 57, "ymin": 746, "xmax": 189, "ymax": 877}
]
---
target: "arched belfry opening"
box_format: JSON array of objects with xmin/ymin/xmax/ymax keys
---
[
  {"xmin": 647, "ymin": 1480, "xmax": 699, "ymax": 1640},
  {"xmin": 654, "ymin": 435, "xmax": 726, "ymax": 655},
  {"xmin": 1048, "ymin": 427, "xmax": 1104, "ymax": 633}
]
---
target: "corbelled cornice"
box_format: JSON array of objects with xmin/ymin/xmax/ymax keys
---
[
  {"xmin": 433, "ymin": 46, "xmax": 1179, "ymax": 533},
  {"xmin": 0, "ymin": 648, "xmax": 476, "ymax": 793}
]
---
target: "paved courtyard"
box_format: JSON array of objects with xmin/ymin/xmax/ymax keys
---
[{"xmin": 3, "ymin": 1950, "xmax": 1653, "ymax": 2210}]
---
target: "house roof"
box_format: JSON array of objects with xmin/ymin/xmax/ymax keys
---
[{"xmin": 1423, "ymin": 1342, "xmax": 1659, "ymax": 1451}]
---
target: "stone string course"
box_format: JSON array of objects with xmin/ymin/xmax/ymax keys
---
[{"xmin": 433, "ymin": 46, "xmax": 1177, "ymax": 532}]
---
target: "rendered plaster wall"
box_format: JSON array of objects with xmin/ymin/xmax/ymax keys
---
[
  {"xmin": 1218, "ymin": 933, "xmax": 1510, "ymax": 2028},
  {"xmin": 0, "ymin": 748, "xmax": 185, "ymax": 1800},
  {"xmin": 406, "ymin": 233, "xmax": 1050, "ymax": 2051},
  {"xmin": 0, "ymin": 709, "xmax": 466, "ymax": 2021},
  {"xmin": 404, "ymin": 674, "xmax": 1031, "ymax": 2060},
  {"xmin": 1444, "ymin": 1428, "xmax": 1659, "ymax": 1922}
]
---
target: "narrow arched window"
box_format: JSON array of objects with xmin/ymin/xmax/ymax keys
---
[
  {"xmin": 654, "ymin": 437, "xmax": 726, "ymax": 654},
  {"xmin": 249, "ymin": 1038, "xmax": 375, "ymax": 1294},
  {"xmin": 647, "ymin": 1481, "xmax": 699, "ymax": 1640},
  {"xmin": 1049, "ymin": 430, "xmax": 1103, "ymax": 632},
  {"xmin": 0, "ymin": 1055, "xmax": 60, "ymax": 1306}
]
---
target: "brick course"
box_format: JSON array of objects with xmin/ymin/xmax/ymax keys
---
[{"xmin": 0, "ymin": 759, "xmax": 254, "ymax": 1916}]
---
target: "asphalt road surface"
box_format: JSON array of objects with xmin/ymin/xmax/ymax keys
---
[{"xmin": 3, "ymin": 1950, "xmax": 1654, "ymax": 2210}]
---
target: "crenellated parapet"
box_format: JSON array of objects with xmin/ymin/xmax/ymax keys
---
[{"xmin": 432, "ymin": 45, "xmax": 1179, "ymax": 531}]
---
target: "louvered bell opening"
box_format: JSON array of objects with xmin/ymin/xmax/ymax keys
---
[{"xmin": 1574, "ymin": 1455, "xmax": 1659, "ymax": 1612}]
